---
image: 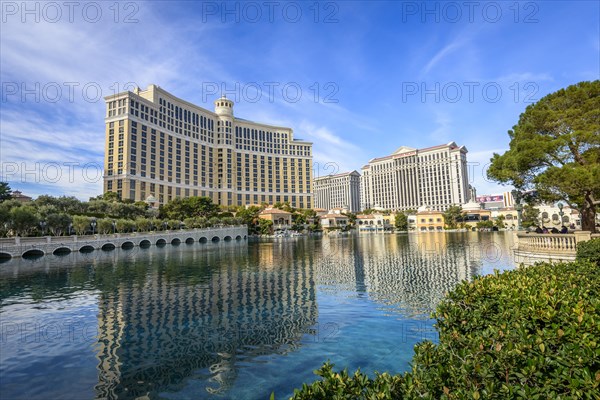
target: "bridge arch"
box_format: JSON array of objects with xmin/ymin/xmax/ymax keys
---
[
  {"xmin": 101, "ymin": 243, "xmax": 116, "ymax": 251},
  {"xmin": 0, "ymin": 253, "xmax": 12, "ymax": 262},
  {"xmin": 224, "ymin": 235, "xmax": 232, "ymax": 241},
  {"xmin": 22, "ymin": 249, "xmax": 44, "ymax": 258},
  {"xmin": 53, "ymin": 247, "xmax": 72, "ymax": 255},
  {"xmin": 199, "ymin": 237, "xmax": 208, "ymax": 243},
  {"xmin": 121, "ymin": 241, "xmax": 135, "ymax": 249},
  {"xmin": 171, "ymin": 238, "xmax": 181, "ymax": 245},
  {"xmin": 185, "ymin": 237, "xmax": 195, "ymax": 244},
  {"xmin": 211, "ymin": 236, "xmax": 220, "ymax": 242},
  {"xmin": 156, "ymin": 238, "xmax": 167, "ymax": 246},
  {"xmin": 79, "ymin": 245, "xmax": 94, "ymax": 253},
  {"xmin": 139, "ymin": 239, "xmax": 151, "ymax": 248},
  {"xmin": 235, "ymin": 235, "xmax": 242, "ymax": 241}
]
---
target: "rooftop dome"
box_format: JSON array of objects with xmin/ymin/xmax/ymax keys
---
[{"xmin": 462, "ymin": 200, "xmax": 482, "ymax": 211}]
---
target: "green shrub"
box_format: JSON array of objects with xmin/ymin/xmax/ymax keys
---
[
  {"xmin": 576, "ymin": 237, "xmax": 600, "ymax": 265},
  {"xmin": 291, "ymin": 362, "xmax": 404, "ymax": 400},
  {"xmin": 291, "ymin": 261, "xmax": 600, "ymax": 399}
]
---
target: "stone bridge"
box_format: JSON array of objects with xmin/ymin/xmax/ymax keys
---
[{"xmin": 0, "ymin": 226, "xmax": 248, "ymax": 260}]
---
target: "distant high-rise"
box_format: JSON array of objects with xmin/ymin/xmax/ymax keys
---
[
  {"xmin": 103, "ymin": 84, "xmax": 313, "ymax": 208},
  {"xmin": 360, "ymin": 142, "xmax": 470, "ymax": 211},
  {"xmin": 313, "ymin": 171, "xmax": 361, "ymax": 213}
]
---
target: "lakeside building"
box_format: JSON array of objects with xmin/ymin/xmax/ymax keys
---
[
  {"xmin": 360, "ymin": 142, "xmax": 470, "ymax": 212},
  {"xmin": 536, "ymin": 204, "xmax": 580, "ymax": 229},
  {"xmin": 320, "ymin": 213, "xmax": 349, "ymax": 230},
  {"xmin": 415, "ymin": 205, "xmax": 445, "ymax": 232},
  {"xmin": 491, "ymin": 208, "xmax": 519, "ymax": 229},
  {"xmin": 356, "ymin": 213, "xmax": 395, "ymax": 232},
  {"xmin": 103, "ymin": 84, "xmax": 313, "ymax": 208},
  {"xmin": 313, "ymin": 171, "xmax": 361, "ymax": 213},
  {"xmin": 461, "ymin": 200, "xmax": 492, "ymax": 228},
  {"xmin": 258, "ymin": 207, "xmax": 293, "ymax": 229}
]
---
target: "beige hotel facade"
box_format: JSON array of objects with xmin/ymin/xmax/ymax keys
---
[
  {"xmin": 103, "ymin": 84, "xmax": 313, "ymax": 208},
  {"xmin": 360, "ymin": 142, "xmax": 470, "ymax": 212},
  {"xmin": 313, "ymin": 170, "xmax": 361, "ymax": 213}
]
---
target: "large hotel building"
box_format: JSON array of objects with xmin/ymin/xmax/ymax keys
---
[
  {"xmin": 313, "ymin": 170, "xmax": 361, "ymax": 213},
  {"xmin": 360, "ymin": 142, "xmax": 470, "ymax": 211},
  {"xmin": 103, "ymin": 84, "xmax": 313, "ymax": 208}
]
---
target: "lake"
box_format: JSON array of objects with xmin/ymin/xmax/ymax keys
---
[{"xmin": 0, "ymin": 232, "xmax": 517, "ymax": 399}]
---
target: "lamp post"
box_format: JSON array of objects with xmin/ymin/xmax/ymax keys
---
[
  {"xmin": 163, "ymin": 221, "xmax": 168, "ymax": 231},
  {"xmin": 68, "ymin": 223, "xmax": 73, "ymax": 236},
  {"xmin": 512, "ymin": 190, "xmax": 523, "ymax": 230},
  {"xmin": 91, "ymin": 218, "xmax": 97, "ymax": 235},
  {"xmin": 39, "ymin": 220, "xmax": 46, "ymax": 236}
]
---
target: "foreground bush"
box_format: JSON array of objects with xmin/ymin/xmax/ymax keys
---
[
  {"xmin": 577, "ymin": 237, "xmax": 600, "ymax": 265},
  {"xmin": 291, "ymin": 261, "xmax": 600, "ymax": 399},
  {"xmin": 291, "ymin": 362, "xmax": 405, "ymax": 399}
]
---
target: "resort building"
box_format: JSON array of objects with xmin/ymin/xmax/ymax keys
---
[
  {"xmin": 360, "ymin": 142, "xmax": 470, "ymax": 212},
  {"xmin": 320, "ymin": 213, "xmax": 349, "ymax": 230},
  {"xmin": 536, "ymin": 204, "xmax": 580, "ymax": 229},
  {"xmin": 313, "ymin": 171, "xmax": 361, "ymax": 213},
  {"xmin": 258, "ymin": 207, "xmax": 293, "ymax": 229},
  {"xmin": 415, "ymin": 205, "xmax": 445, "ymax": 231},
  {"xmin": 356, "ymin": 213, "xmax": 395, "ymax": 232},
  {"xmin": 103, "ymin": 84, "xmax": 313, "ymax": 208},
  {"xmin": 491, "ymin": 208, "xmax": 519, "ymax": 229},
  {"xmin": 461, "ymin": 200, "xmax": 492, "ymax": 228}
]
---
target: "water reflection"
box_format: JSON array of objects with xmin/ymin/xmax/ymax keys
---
[
  {"xmin": 313, "ymin": 232, "xmax": 515, "ymax": 316},
  {"xmin": 0, "ymin": 233, "xmax": 516, "ymax": 400},
  {"xmin": 91, "ymin": 245, "xmax": 318, "ymax": 398}
]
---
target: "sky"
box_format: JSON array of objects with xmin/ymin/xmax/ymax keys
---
[{"xmin": 1, "ymin": 0, "xmax": 599, "ymax": 200}]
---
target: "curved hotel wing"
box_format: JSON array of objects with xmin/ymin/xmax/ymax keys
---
[{"xmin": 103, "ymin": 84, "xmax": 313, "ymax": 208}]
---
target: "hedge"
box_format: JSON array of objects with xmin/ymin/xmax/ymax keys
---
[
  {"xmin": 290, "ymin": 261, "xmax": 600, "ymax": 399},
  {"xmin": 577, "ymin": 237, "xmax": 600, "ymax": 265}
]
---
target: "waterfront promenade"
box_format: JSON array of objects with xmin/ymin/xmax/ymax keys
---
[
  {"xmin": 0, "ymin": 225, "xmax": 248, "ymax": 260},
  {"xmin": 513, "ymin": 230, "xmax": 597, "ymax": 264}
]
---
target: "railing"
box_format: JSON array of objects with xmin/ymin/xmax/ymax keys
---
[
  {"xmin": 0, "ymin": 226, "xmax": 247, "ymax": 247},
  {"xmin": 516, "ymin": 233, "xmax": 577, "ymax": 253}
]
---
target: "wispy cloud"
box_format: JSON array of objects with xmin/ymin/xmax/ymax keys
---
[
  {"xmin": 297, "ymin": 122, "xmax": 365, "ymax": 177},
  {"xmin": 1, "ymin": 1, "xmax": 597, "ymax": 201},
  {"xmin": 423, "ymin": 39, "xmax": 466, "ymax": 74}
]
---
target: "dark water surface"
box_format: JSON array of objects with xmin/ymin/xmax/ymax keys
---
[{"xmin": 0, "ymin": 232, "xmax": 517, "ymax": 399}]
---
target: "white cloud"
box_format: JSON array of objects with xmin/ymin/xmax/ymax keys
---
[
  {"xmin": 0, "ymin": 4, "xmax": 228, "ymax": 199},
  {"xmin": 423, "ymin": 40, "xmax": 466, "ymax": 74},
  {"xmin": 296, "ymin": 122, "xmax": 365, "ymax": 177}
]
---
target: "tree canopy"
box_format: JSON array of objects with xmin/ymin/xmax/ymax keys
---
[
  {"xmin": 487, "ymin": 81, "xmax": 600, "ymax": 232},
  {"xmin": 0, "ymin": 182, "xmax": 12, "ymax": 202},
  {"xmin": 443, "ymin": 205, "xmax": 463, "ymax": 229},
  {"xmin": 394, "ymin": 212, "xmax": 408, "ymax": 231},
  {"xmin": 159, "ymin": 196, "xmax": 220, "ymax": 220}
]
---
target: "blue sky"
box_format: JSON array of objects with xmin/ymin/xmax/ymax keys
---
[{"xmin": 1, "ymin": 1, "xmax": 598, "ymax": 200}]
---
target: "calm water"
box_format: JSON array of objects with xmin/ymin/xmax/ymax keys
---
[{"xmin": 0, "ymin": 232, "xmax": 517, "ymax": 400}]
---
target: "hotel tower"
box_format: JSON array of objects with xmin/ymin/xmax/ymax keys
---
[
  {"xmin": 103, "ymin": 84, "xmax": 313, "ymax": 208},
  {"xmin": 360, "ymin": 142, "xmax": 470, "ymax": 211}
]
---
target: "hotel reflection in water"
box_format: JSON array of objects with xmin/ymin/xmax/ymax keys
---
[{"xmin": 89, "ymin": 232, "xmax": 513, "ymax": 398}]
